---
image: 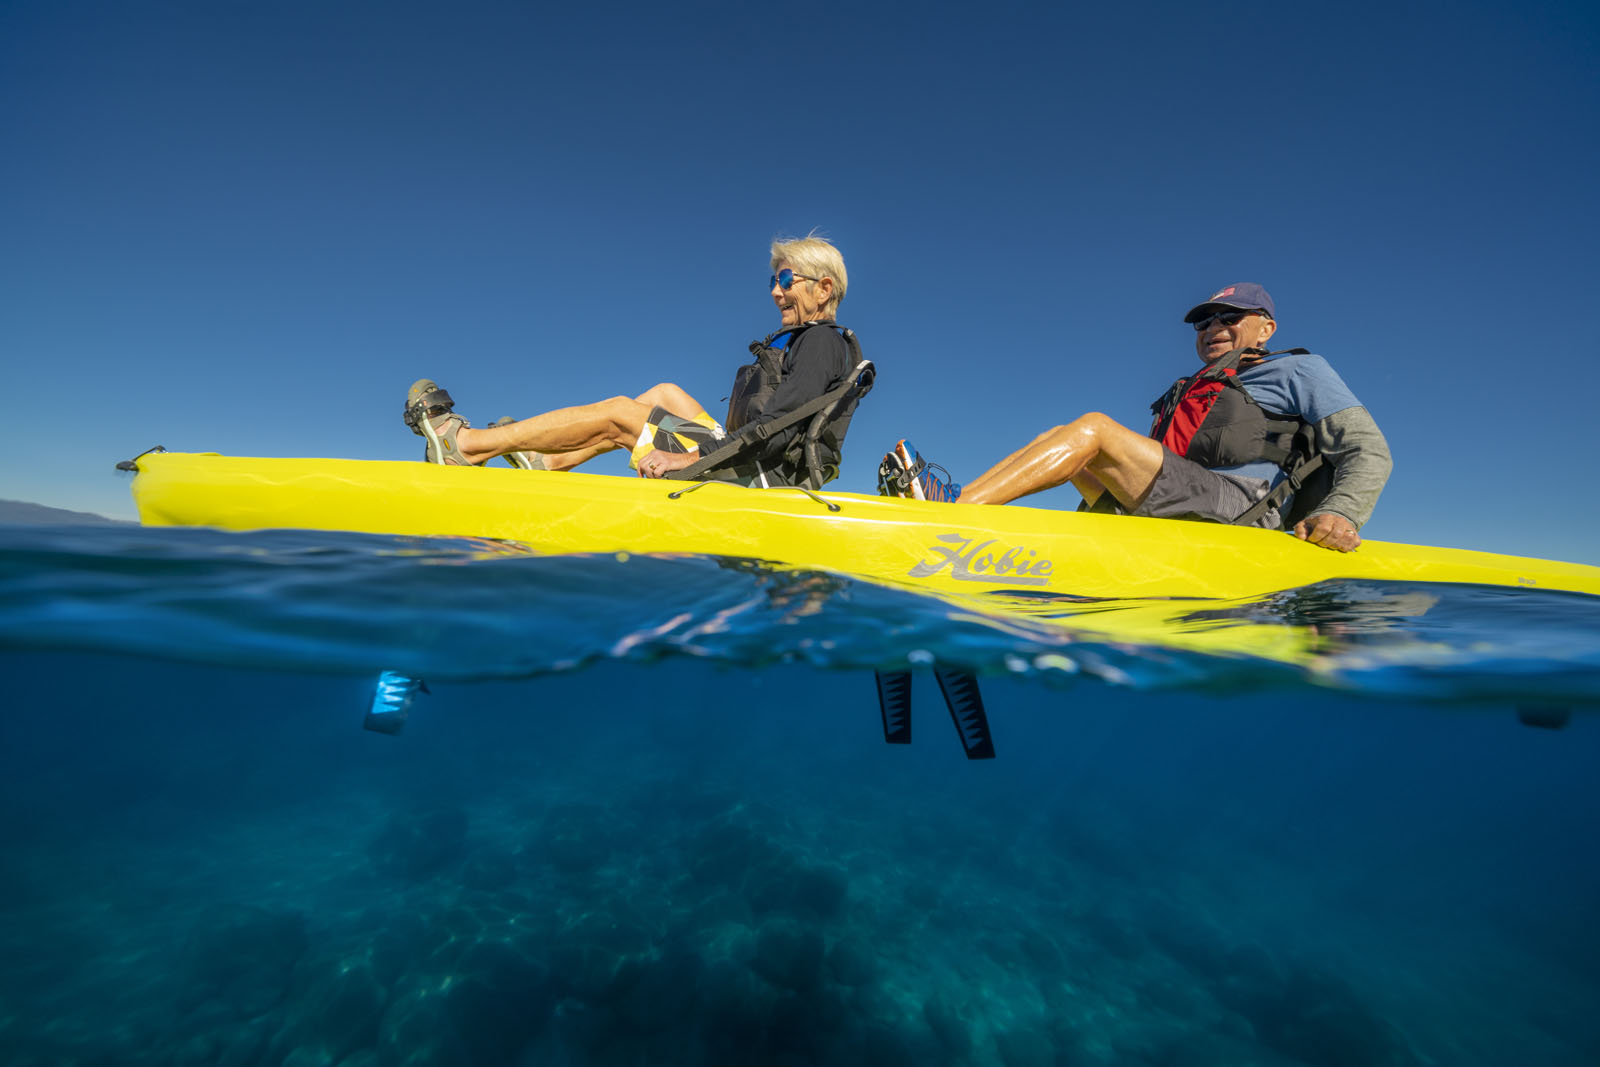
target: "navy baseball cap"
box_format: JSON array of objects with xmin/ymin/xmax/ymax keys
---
[{"xmin": 1183, "ymin": 283, "xmax": 1276, "ymax": 323}]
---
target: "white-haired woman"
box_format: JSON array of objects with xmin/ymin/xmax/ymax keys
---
[{"xmin": 404, "ymin": 235, "xmax": 859, "ymax": 487}]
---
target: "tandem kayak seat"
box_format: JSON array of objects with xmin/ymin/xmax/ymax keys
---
[{"xmin": 664, "ymin": 327, "xmax": 875, "ymax": 492}]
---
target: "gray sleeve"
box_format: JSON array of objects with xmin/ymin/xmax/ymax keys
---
[{"xmin": 1309, "ymin": 406, "xmax": 1393, "ymax": 528}]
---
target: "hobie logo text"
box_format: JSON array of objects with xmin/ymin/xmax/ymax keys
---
[{"xmin": 908, "ymin": 534, "xmax": 1054, "ymax": 585}]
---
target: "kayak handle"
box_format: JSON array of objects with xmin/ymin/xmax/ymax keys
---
[{"xmin": 115, "ymin": 444, "xmax": 168, "ymax": 472}]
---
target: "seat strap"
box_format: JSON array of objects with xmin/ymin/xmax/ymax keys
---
[
  {"xmin": 1233, "ymin": 453, "xmax": 1324, "ymax": 528},
  {"xmin": 664, "ymin": 358, "xmax": 875, "ymax": 484}
]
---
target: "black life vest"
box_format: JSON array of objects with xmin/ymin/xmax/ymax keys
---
[
  {"xmin": 725, "ymin": 329, "xmax": 790, "ymax": 433},
  {"xmin": 720, "ymin": 321, "xmax": 862, "ymax": 485},
  {"xmin": 1148, "ymin": 347, "xmax": 1331, "ymax": 526}
]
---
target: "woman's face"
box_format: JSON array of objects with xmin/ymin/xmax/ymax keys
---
[{"xmin": 771, "ymin": 261, "xmax": 829, "ymax": 327}]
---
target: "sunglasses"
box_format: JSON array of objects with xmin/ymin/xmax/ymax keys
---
[
  {"xmin": 769, "ymin": 268, "xmax": 819, "ymax": 291},
  {"xmin": 1192, "ymin": 309, "xmax": 1266, "ymax": 332}
]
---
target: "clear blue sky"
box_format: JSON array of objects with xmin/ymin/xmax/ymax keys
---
[{"xmin": 5, "ymin": 1, "xmax": 1597, "ymax": 563}]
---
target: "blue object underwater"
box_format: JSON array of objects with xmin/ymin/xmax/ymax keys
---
[
  {"xmin": 3, "ymin": 522, "xmax": 1599, "ymax": 1066},
  {"xmin": 365, "ymin": 670, "xmax": 428, "ymax": 736}
]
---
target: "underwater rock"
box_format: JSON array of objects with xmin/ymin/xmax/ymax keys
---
[
  {"xmin": 214, "ymin": 1019, "xmax": 271, "ymax": 1067},
  {"xmin": 696, "ymin": 956, "xmax": 771, "ymax": 1051},
  {"xmin": 361, "ymin": 913, "xmax": 432, "ymax": 988},
  {"xmin": 279, "ymin": 1047, "xmax": 337, "ymax": 1067},
  {"xmin": 826, "ymin": 936, "xmax": 877, "ymax": 987},
  {"xmin": 613, "ymin": 944, "xmax": 703, "ymax": 1032},
  {"xmin": 1243, "ymin": 966, "xmax": 1422, "ymax": 1067},
  {"xmin": 995, "ymin": 1024, "xmax": 1057, "ymax": 1067},
  {"xmin": 746, "ymin": 857, "xmax": 849, "ymax": 920},
  {"xmin": 367, "ymin": 805, "xmax": 468, "ymax": 880},
  {"xmin": 460, "ymin": 847, "xmax": 518, "ymax": 891},
  {"xmin": 682, "ymin": 888, "xmax": 756, "ymax": 932},
  {"xmin": 441, "ymin": 939, "xmax": 554, "ymax": 1062},
  {"xmin": 786, "ymin": 862, "xmax": 850, "ymax": 919},
  {"xmin": 688, "ymin": 818, "xmax": 781, "ymax": 888},
  {"xmin": 1139, "ymin": 971, "xmax": 1207, "ymax": 1019},
  {"xmin": 1083, "ymin": 907, "xmax": 1147, "ymax": 961},
  {"xmin": 182, "ymin": 905, "xmax": 309, "ymax": 1018},
  {"xmin": 165, "ymin": 1031, "xmax": 223, "ymax": 1067},
  {"xmin": 375, "ymin": 985, "xmax": 471, "ymax": 1066},
  {"xmin": 270, "ymin": 954, "xmax": 387, "ymax": 1065},
  {"xmin": 438, "ymin": 901, "xmax": 489, "ymax": 942},
  {"xmin": 540, "ymin": 826, "xmax": 608, "ymax": 876},
  {"xmin": 1139, "ymin": 1027, "xmax": 1291, "ymax": 1067},
  {"xmin": 921, "ymin": 993, "xmax": 971, "ymax": 1054},
  {"xmin": 1017, "ymin": 927, "xmax": 1068, "ymax": 976},
  {"xmin": 767, "ymin": 991, "xmax": 825, "ymax": 1057},
  {"xmin": 1142, "ymin": 902, "xmax": 1231, "ymax": 979},
  {"xmin": 549, "ymin": 911, "xmax": 653, "ymax": 1002},
  {"xmin": 1206, "ymin": 951, "xmax": 1421, "ymax": 1067},
  {"xmin": 1212, "ymin": 942, "xmax": 1284, "ymax": 1011},
  {"xmin": 902, "ymin": 879, "xmax": 943, "ymax": 911},
  {"xmin": 751, "ymin": 920, "xmax": 825, "ymax": 997},
  {"xmin": 534, "ymin": 801, "xmax": 625, "ymax": 878},
  {"xmin": 849, "ymin": 1021, "xmax": 931, "ymax": 1067}
]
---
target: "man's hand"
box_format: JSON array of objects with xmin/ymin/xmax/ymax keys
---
[
  {"xmin": 1294, "ymin": 512, "xmax": 1361, "ymax": 552},
  {"xmin": 637, "ymin": 449, "xmax": 698, "ymax": 479}
]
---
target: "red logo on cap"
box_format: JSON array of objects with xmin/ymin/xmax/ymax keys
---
[{"xmin": 1211, "ymin": 287, "xmax": 1236, "ymax": 300}]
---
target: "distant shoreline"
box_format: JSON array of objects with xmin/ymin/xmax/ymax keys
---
[{"xmin": 0, "ymin": 499, "xmax": 131, "ymax": 525}]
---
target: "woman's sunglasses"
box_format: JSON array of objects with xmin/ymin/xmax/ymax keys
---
[
  {"xmin": 1192, "ymin": 309, "xmax": 1265, "ymax": 332},
  {"xmin": 769, "ymin": 268, "xmax": 819, "ymax": 291}
]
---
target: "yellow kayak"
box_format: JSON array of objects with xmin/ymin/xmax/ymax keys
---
[{"xmin": 129, "ymin": 452, "xmax": 1600, "ymax": 601}]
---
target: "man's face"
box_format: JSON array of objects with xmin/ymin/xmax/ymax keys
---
[{"xmin": 1193, "ymin": 308, "xmax": 1277, "ymax": 363}]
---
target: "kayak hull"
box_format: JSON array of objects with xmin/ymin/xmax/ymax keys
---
[{"xmin": 129, "ymin": 453, "xmax": 1600, "ymax": 601}]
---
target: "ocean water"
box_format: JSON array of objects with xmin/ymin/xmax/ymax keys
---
[{"xmin": 3, "ymin": 523, "xmax": 1599, "ymax": 1067}]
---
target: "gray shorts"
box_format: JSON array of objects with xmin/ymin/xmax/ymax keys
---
[{"xmin": 1085, "ymin": 448, "xmax": 1280, "ymax": 529}]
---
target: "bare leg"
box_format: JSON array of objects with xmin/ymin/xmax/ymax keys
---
[
  {"xmin": 454, "ymin": 396, "xmax": 649, "ymax": 466},
  {"xmin": 456, "ymin": 383, "xmax": 712, "ymax": 470},
  {"xmin": 536, "ymin": 383, "xmax": 712, "ymax": 471},
  {"xmin": 960, "ymin": 412, "xmax": 1167, "ymax": 508},
  {"xmin": 637, "ymin": 382, "xmax": 709, "ymax": 421}
]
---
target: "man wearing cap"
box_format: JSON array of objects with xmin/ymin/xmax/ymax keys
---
[{"xmin": 950, "ymin": 283, "xmax": 1391, "ymax": 552}]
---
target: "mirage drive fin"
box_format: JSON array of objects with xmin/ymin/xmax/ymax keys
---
[
  {"xmin": 873, "ymin": 667, "xmax": 996, "ymax": 759},
  {"xmin": 875, "ymin": 670, "xmax": 914, "ymax": 745},
  {"xmin": 934, "ymin": 668, "xmax": 996, "ymax": 759}
]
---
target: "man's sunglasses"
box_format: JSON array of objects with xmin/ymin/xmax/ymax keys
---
[
  {"xmin": 1192, "ymin": 309, "xmax": 1267, "ymax": 332},
  {"xmin": 769, "ymin": 268, "xmax": 819, "ymax": 291}
]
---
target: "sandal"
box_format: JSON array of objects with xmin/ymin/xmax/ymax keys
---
[
  {"xmin": 403, "ymin": 379, "xmax": 476, "ymax": 466},
  {"xmin": 877, "ymin": 439, "xmax": 961, "ymax": 502}
]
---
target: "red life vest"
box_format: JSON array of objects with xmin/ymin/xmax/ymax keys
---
[
  {"xmin": 1147, "ymin": 347, "xmax": 1332, "ymax": 527},
  {"xmin": 1155, "ymin": 372, "xmax": 1232, "ymax": 457}
]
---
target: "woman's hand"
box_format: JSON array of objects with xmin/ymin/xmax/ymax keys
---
[{"xmin": 638, "ymin": 449, "xmax": 698, "ymax": 479}]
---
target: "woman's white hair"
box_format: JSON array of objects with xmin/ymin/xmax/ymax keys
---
[{"xmin": 771, "ymin": 232, "xmax": 847, "ymax": 319}]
